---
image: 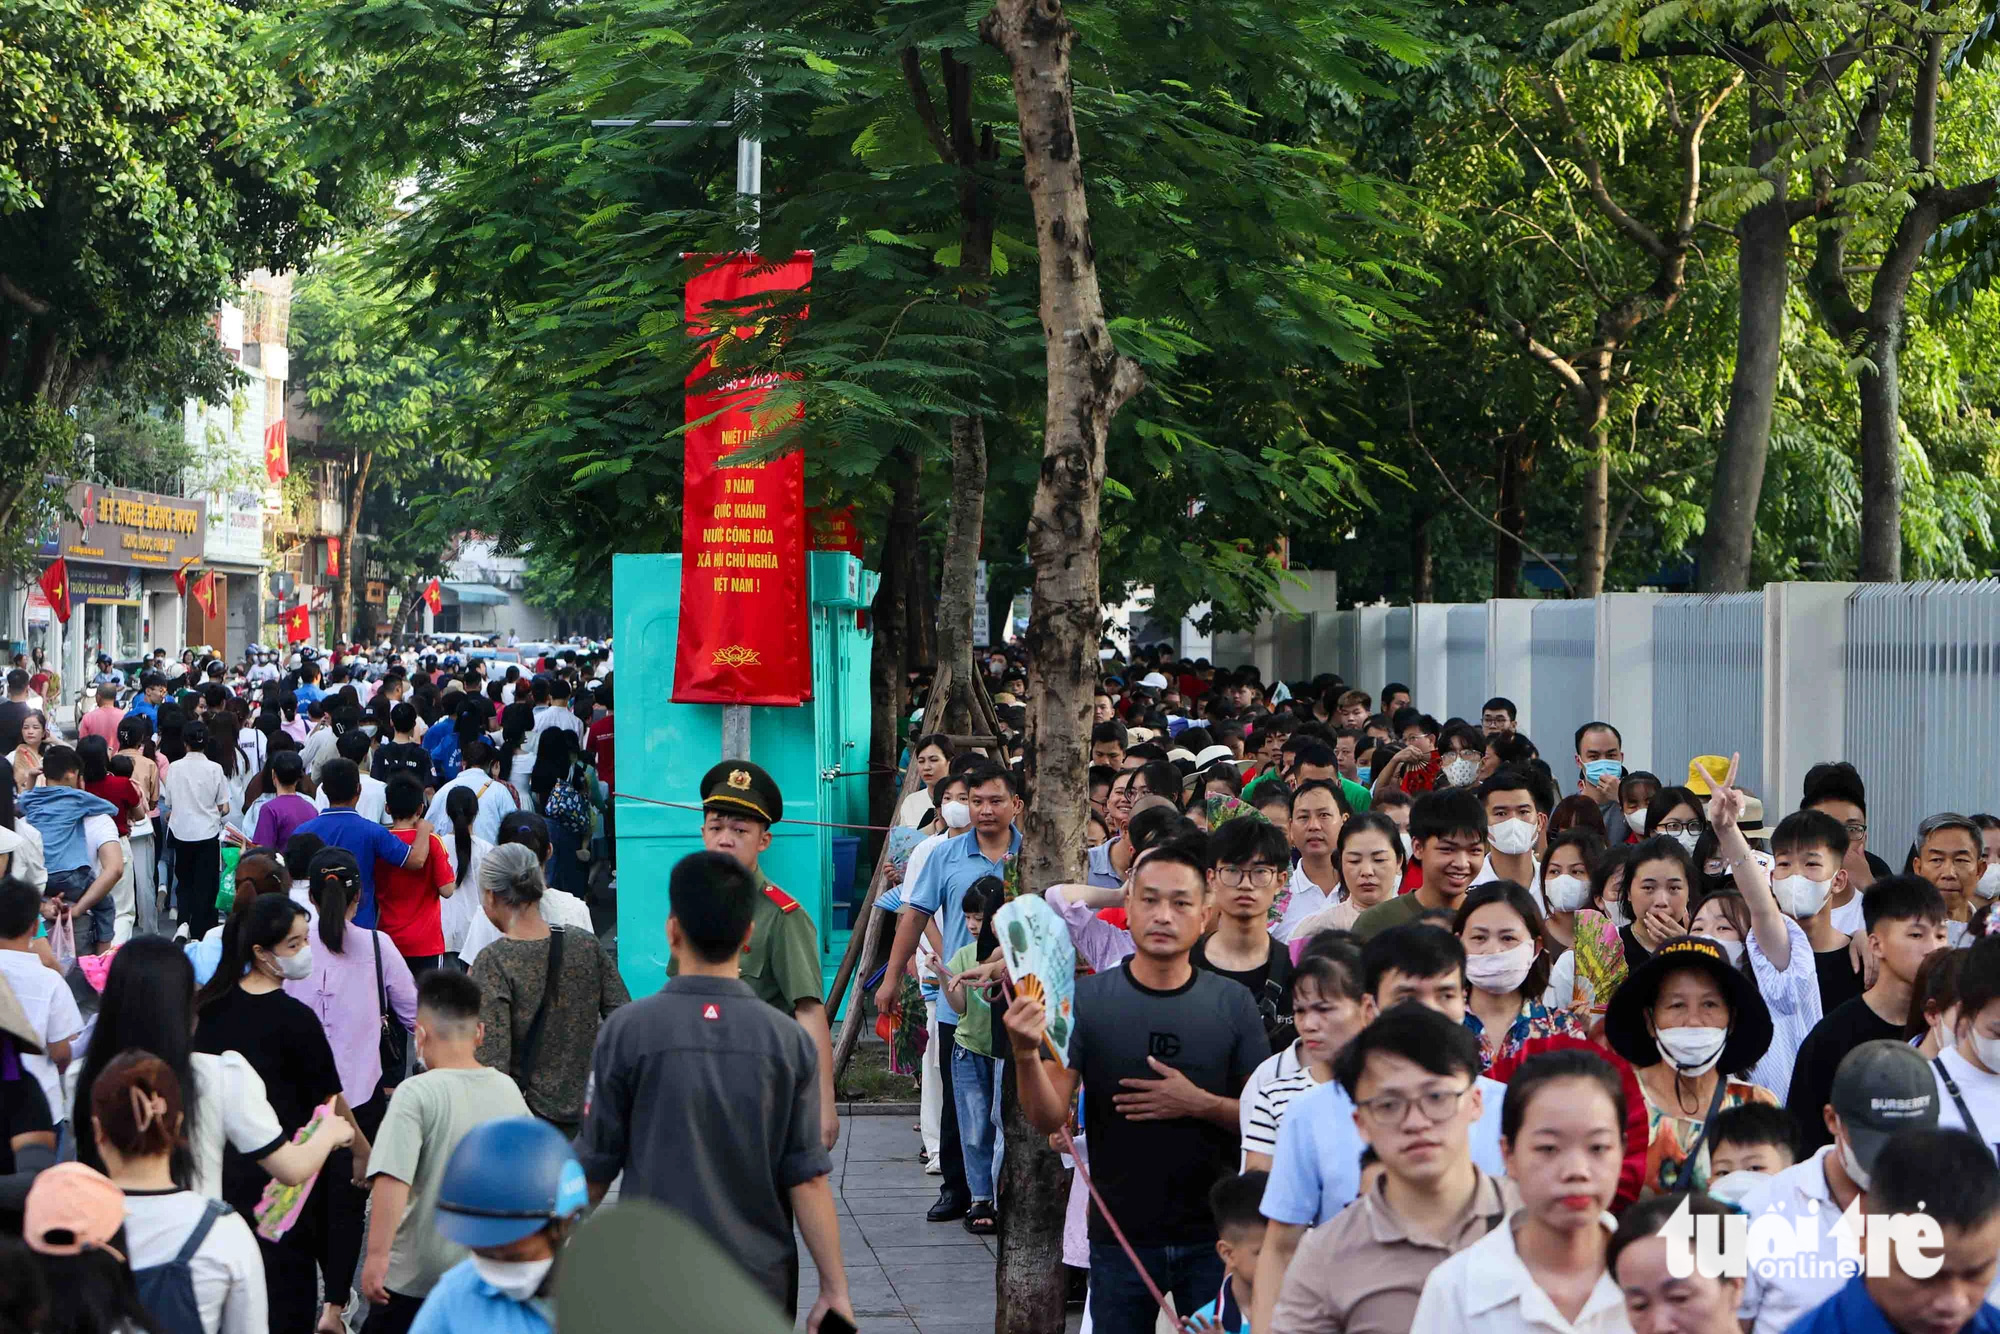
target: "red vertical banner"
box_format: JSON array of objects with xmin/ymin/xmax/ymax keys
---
[{"xmin": 674, "ymin": 252, "xmax": 814, "ymax": 706}]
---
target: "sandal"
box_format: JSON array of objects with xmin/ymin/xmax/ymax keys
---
[{"xmin": 963, "ymin": 1201, "xmax": 997, "ymax": 1235}]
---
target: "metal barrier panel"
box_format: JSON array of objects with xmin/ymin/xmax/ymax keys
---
[
  {"xmin": 1845, "ymin": 581, "xmax": 2000, "ymax": 858},
  {"xmin": 1445, "ymin": 604, "xmax": 1489, "ymax": 722},
  {"xmin": 1384, "ymin": 606, "xmax": 1412, "ymax": 695},
  {"xmin": 1530, "ymin": 599, "xmax": 1597, "ymax": 764},
  {"xmin": 1651, "ymin": 593, "xmax": 1766, "ymax": 797}
]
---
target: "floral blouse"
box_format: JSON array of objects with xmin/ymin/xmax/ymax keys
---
[{"xmin": 1462, "ymin": 998, "xmax": 1590, "ymax": 1071}]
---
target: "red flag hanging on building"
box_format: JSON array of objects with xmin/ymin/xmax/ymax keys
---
[
  {"xmin": 422, "ymin": 578, "xmax": 443, "ymax": 616},
  {"xmin": 264, "ymin": 419, "xmax": 288, "ymax": 482},
  {"xmin": 284, "ymin": 603, "xmax": 311, "ymax": 644},
  {"xmin": 173, "ymin": 556, "xmax": 198, "ymax": 597},
  {"xmin": 326, "ymin": 537, "xmax": 341, "ymax": 578},
  {"xmin": 673, "ymin": 252, "xmax": 814, "ymax": 706},
  {"xmin": 191, "ymin": 570, "xmax": 220, "ymax": 620},
  {"xmin": 37, "ymin": 558, "xmax": 71, "ymax": 625}
]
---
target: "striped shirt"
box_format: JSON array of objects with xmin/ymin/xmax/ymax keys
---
[{"xmin": 1239, "ymin": 1041, "xmax": 1326, "ymax": 1162}]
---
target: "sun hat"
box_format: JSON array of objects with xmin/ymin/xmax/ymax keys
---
[{"xmin": 1603, "ymin": 935, "xmax": 1773, "ymax": 1074}]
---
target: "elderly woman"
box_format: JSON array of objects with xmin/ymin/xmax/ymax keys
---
[
  {"xmin": 1605, "ymin": 934, "xmax": 1778, "ymax": 1197},
  {"xmin": 468, "ymin": 843, "xmax": 629, "ymax": 1137}
]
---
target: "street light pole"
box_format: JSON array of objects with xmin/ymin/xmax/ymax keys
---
[{"xmin": 593, "ymin": 115, "xmax": 760, "ymax": 760}]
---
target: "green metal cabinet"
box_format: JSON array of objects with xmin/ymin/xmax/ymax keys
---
[{"xmin": 611, "ymin": 552, "xmax": 877, "ymax": 1003}]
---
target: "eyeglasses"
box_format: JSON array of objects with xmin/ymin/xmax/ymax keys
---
[
  {"xmin": 1656, "ymin": 818, "xmax": 1705, "ymax": 835},
  {"xmin": 1355, "ymin": 1085, "xmax": 1473, "ymax": 1127},
  {"xmin": 1216, "ymin": 866, "xmax": 1282, "ymax": 889}
]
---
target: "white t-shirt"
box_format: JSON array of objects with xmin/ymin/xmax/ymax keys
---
[
  {"xmin": 315, "ymin": 776, "xmax": 387, "ymax": 825},
  {"xmin": 1934, "ymin": 1044, "xmax": 2000, "ymax": 1153},
  {"xmin": 188, "ymin": 1052, "xmax": 286, "ymax": 1201},
  {"xmin": 456, "ymin": 889, "xmax": 595, "ymax": 966},
  {"xmin": 0, "ymin": 950, "xmax": 81, "ymax": 1118},
  {"xmin": 121, "ymin": 1189, "xmax": 268, "ymax": 1334}
]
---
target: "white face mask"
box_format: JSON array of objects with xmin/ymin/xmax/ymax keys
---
[
  {"xmin": 1654, "ymin": 1024, "xmax": 1728, "ymax": 1077},
  {"xmin": 472, "ymin": 1255, "xmax": 554, "ymax": 1303},
  {"xmin": 1772, "ymin": 874, "xmax": 1833, "ymax": 918},
  {"xmin": 1441, "ymin": 756, "xmax": 1480, "ymax": 788},
  {"xmin": 1672, "ymin": 830, "xmax": 1701, "ymax": 854},
  {"xmin": 1545, "ymin": 874, "xmax": 1592, "ymax": 914},
  {"xmin": 1716, "ymin": 938, "xmax": 1746, "ymax": 966},
  {"xmin": 1488, "ymin": 817, "xmax": 1538, "ymax": 857},
  {"xmin": 1977, "ymin": 863, "xmax": 2000, "ymax": 901},
  {"xmin": 267, "ymin": 946, "xmax": 313, "ymax": 981},
  {"xmin": 1837, "ymin": 1132, "xmax": 1872, "ymax": 1191},
  {"xmin": 1464, "ymin": 942, "xmax": 1537, "ymax": 994},
  {"xmin": 940, "ymin": 800, "xmax": 972, "ymax": 830}
]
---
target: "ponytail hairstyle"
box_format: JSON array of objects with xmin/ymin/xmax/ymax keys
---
[
  {"xmin": 196, "ymin": 892, "xmax": 306, "ymax": 1010},
  {"xmin": 308, "ymin": 848, "xmax": 363, "ymax": 954},
  {"xmin": 115, "ymin": 713, "xmax": 155, "ymax": 760},
  {"xmin": 446, "ymin": 785, "xmax": 479, "ymax": 888}
]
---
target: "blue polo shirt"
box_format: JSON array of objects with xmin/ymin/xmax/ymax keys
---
[
  {"xmin": 906, "ymin": 826, "xmax": 1020, "ymax": 1024},
  {"xmin": 1792, "ymin": 1274, "xmax": 2000, "ymax": 1334},
  {"xmin": 1260, "ymin": 1074, "xmax": 1508, "ymax": 1226},
  {"xmin": 294, "ymin": 807, "xmax": 413, "ymax": 928},
  {"xmin": 409, "ymin": 1261, "xmax": 552, "ymax": 1334}
]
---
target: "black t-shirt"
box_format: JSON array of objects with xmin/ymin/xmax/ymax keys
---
[
  {"xmin": 1191, "ymin": 933, "xmax": 1295, "ymax": 1053},
  {"xmin": 0, "ymin": 702, "xmax": 26, "ymax": 756},
  {"xmin": 1785, "ymin": 994, "xmax": 1903, "ymax": 1154},
  {"xmin": 1067, "ymin": 962, "xmax": 1266, "ymax": 1246},
  {"xmin": 372, "ymin": 741, "xmax": 433, "ymax": 788},
  {"xmin": 193, "ymin": 987, "xmax": 343, "ymax": 1215},
  {"xmin": 1814, "ymin": 946, "xmax": 1866, "ymax": 1016}
]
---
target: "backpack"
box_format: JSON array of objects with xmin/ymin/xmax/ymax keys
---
[
  {"xmin": 134, "ymin": 1198, "xmax": 231, "ymax": 1334},
  {"xmin": 543, "ymin": 771, "xmax": 591, "ymax": 837}
]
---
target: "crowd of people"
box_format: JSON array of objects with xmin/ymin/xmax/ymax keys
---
[{"xmin": 865, "ymin": 650, "xmax": 2000, "ymax": 1334}]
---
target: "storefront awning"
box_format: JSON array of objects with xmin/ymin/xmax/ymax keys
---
[{"xmin": 443, "ymin": 581, "xmax": 509, "ymax": 606}]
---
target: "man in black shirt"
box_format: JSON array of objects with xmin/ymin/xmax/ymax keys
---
[
  {"xmin": 1007, "ymin": 837, "xmax": 1266, "ymax": 1334},
  {"xmin": 1192, "ymin": 816, "xmax": 1294, "ymax": 1052},
  {"xmin": 1787, "ymin": 876, "xmax": 1950, "ymax": 1153}
]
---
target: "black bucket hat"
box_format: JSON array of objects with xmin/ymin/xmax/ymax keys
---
[{"xmin": 1604, "ymin": 935, "xmax": 1773, "ymax": 1074}]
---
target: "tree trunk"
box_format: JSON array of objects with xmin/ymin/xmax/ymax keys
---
[
  {"xmin": 1493, "ymin": 432, "xmax": 1531, "ymax": 597},
  {"xmin": 1410, "ymin": 514, "xmax": 1433, "ymax": 602},
  {"xmin": 1699, "ymin": 92, "xmax": 1789, "ymax": 592},
  {"xmin": 1576, "ymin": 398, "xmax": 1611, "ymax": 597},
  {"xmin": 982, "ymin": 0, "xmax": 1145, "ymax": 1329},
  {"xmin": 870, "ymin": 449, "xmax": 920, "ymax": 828},
  {"xmin": 338, "ymin": 449, "xmax": 373, "ymax": 642}
]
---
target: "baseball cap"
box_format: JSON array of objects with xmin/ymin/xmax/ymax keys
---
[
  {"xmin": 1831, "ymin": 1040, "xmax": 1938, "ymax": 1173},
  {"xmin": 24, "ymin": 1163, "xmax": 127, "ymax": 1262}
]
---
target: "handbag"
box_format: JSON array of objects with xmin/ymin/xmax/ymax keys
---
[
  {"xmin": 371, "ymin": 931, "xmax": 408, "ymax": 1099},
  {"xmin": 512, "ymin": 926, "xmax": 565, "ymax": 1107}
]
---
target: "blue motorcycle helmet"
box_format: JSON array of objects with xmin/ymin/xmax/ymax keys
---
[{"xmin": 435, "ymin": 1117, "xmax": 589, "ymax": 1249}]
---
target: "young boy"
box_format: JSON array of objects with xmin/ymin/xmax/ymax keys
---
[
  {"xmin": 1769, "ymin": 809, "xmax": 1862, "ymax": 1014},
  {"xmin": 1707, "ymin": 1101, "xmax": 1799, "ymax": 1179},
  {"xmin": 1786, "ymin": 875, "xmax": 1951, "ymax": 1153},
  {"xmin": 1351, "ymin": 789, "xmax": 1486, "ymax": 939},
  {"xmin": 0, "ymin": 880, "xmax": 80, "ymax": 1144},
  {"xmin": 361, "ymin": 968, "xmax": 530, "ymax": 1334},
  {"xmin": 1187, "ymin": 1172, "xmax": 1267, "ymax": 1334}
]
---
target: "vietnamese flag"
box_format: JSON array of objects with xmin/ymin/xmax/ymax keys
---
[
  {"xmin": 423, "ymin": 578, "xmax": 443, "ymax": 615},
  {"xmin": 38, "ymin": 558, "xmax": 70, "ymax": 625},
  {"xmin": 192, "ymin": 570, "xmax": 220, "ymax": 620},
  {"xmin": 284, "ymin": 604, "xmax": 311, "ymax": 644},
  {"xmin": 265, "ymin": 419, "xmax": 289, "ymax": 482}
]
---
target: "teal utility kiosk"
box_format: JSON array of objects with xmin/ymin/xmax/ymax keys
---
[{"xmin": 611, "ymin": 552, "xmax": 877, "ymax": 1005}]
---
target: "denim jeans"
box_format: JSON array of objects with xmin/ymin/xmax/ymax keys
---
[
  {"xmin": 950, "ymin": 1046, "xmax": 1000, "ymax": 1200},
  {"xmin": 1087, "ymin": 1242, "xmax": 1224, "ymax": 1334}
]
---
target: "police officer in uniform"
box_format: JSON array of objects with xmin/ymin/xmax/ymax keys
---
[{"xmin": 681, "ymin": 760, "xmax": 839, "ymax": 1149}]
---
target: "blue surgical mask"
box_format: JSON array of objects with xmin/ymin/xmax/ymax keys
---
[
  {"xmin": 1356, "ymin": 766, "xmax": 1371, "ymax": 785},
  {"xmin": 1582, "ymin": 759, "xmax": 1625, "ymax": 785}
]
